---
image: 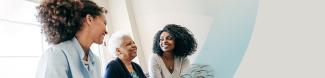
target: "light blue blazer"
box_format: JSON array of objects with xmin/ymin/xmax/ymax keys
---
[{"xmin": 36, "ymin": 37, "xmax": 101, "ymax": 78}]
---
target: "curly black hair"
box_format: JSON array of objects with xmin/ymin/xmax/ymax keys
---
[
  {"xmin": 37, "ymin": 0, "xmax": 106, "ymax": 44},
  {"xmin": 153, "ymin": 24, "xmax": 197, "ymax": 57}
]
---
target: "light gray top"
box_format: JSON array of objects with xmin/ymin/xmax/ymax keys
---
[{"xmin": 148, "ymin": 54, "xmax": 190, "ymax": 78}]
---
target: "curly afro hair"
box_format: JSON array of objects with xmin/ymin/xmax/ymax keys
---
[
  {"xmin": 153, "ymin": 24, "xmax": 197, "ymax": 57},
  {"xmin": 37, "ymin": 0, "xmax": 106, "ymax": 44}
]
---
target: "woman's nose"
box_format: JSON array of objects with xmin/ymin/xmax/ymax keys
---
[
  {"xmin": 132, "ymin": 44, "xmax": 137, "ymax": 49},
  {"xmin": 162, "ymin": 39, "xmax": 167, "ymax": 43}
]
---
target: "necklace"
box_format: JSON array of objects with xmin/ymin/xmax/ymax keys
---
[
  {"xmin": 163, "ymin": 57, "xmax": 174, "ymax": 72},
  {"xmin": 168, "ymin": 65, "xmax": 173, "ymax": 70}
]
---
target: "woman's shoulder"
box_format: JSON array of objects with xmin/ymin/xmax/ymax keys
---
[
  {"xmin": 175, "ymin": 56, "xmax": 190, "ymax": 65},
  {"xmin": 44, "ymin": 39, "xmax": 78, "ymax": 58},
  {"xmin": 106, "ymin": 58, "xmax": 122, "ymax": 68},
  {"xmin": 176, "ymin": 56, "xmax": 189, "ymax": 60},
  {"xmin": 149, "ymin": 54, "xmax": 161, "ymax": 63},
  {"xmin": 44, "ymin": 39, "xmax": 73, "ymax": 54},
  {"xmin": 182, "ymin": 57, "xmax": 189, "ymax": 61},
  {"xmin": 55, "ymin": 39, "xmax": 74, "ymax": 47},
  {"xmin": 43, "ymin": 45, "xmax": 66, "ymax": 58},
  {"xmin": 150, "ymin": 54, "xmax": 161, "ymax": 59},
  {"xmin": 107, "ymin": 58, "xmax": 118, "ymax": 65}
]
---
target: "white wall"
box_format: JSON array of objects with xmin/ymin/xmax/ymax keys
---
[
  {"xmin": 235, "ymin": 0, "xmax": 325, "ymax": 78},
  {"xmin": 130, "ymin": 0, "xmax": 214, "ymax": 69}
]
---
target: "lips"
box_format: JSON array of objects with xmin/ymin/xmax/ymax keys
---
[
  {"xmin": 129, "ymin": 49, "xmax": 137, "ymax": 54},
  {"xmin": 130, "ymin": 47, "xmax": 137, "ymax": 53},
  {"xmin": 102, "ymin": 30, "xmax": 107, "ymax": 36},
  {"xmin": 102, "ymin": 32, "xmax": 106, "ymax": 36},
  {"xmin": 161, "ymin": 44, "xmax": 169, "ymax": 49}
]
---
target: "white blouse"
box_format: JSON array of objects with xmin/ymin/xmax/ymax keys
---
[{"xmin": 148, "ymin": 54, "xmax": 190, "ymax": 78}]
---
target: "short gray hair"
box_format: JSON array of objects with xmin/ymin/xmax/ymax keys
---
[{"xmin": 107, "ymin": 31, "xmax": 132, "ymax": 56}]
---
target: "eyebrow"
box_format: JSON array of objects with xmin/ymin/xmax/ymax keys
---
[
  {"xmin": 125, "ymin": 41, "xmax": 133, "ymax": 45},
  {"xmin": 161, "ymin": 35, "xmax": 171, "ymax": 38}
]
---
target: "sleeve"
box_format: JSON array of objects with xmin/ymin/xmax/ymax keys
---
[
  {"xmin": 36, "ymin": 47, "xmax": 70, "ymax": 78},
  {"xmin": 103, "ymin": 62, "xmax": 118, "ymax": 78},
  {"xmin": 181, "ymin": 57, "xmax": 191, "ymax": 74},
  {"xmin": 148, "ymin": 55, "xmax": 162, "ymax": 78}
]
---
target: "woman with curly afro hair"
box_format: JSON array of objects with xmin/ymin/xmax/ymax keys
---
[
  {"xmin": 36, "ymin": 0, "xmax": 107, "ymax": 78},
  {"xmin": 148, "ymin": 24, "xmax": 197, "ymax": 78}
]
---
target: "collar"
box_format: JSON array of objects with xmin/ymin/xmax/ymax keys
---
[{"xmin": 72, "ymin": 37, "xmax": 94, "ymax": 64}]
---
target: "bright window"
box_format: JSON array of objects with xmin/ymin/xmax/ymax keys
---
[{"xmin": 0, "ymin": 0, "xmax": 43, "ymax": 78}]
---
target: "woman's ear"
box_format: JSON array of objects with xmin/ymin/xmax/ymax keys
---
[
  {"xmin": 116, "ymin": 48, "xmax": 121, "ymax": 55},
  {"xmin": 85, "ymin": 14, "xmax": 94, "ymax": 25}
]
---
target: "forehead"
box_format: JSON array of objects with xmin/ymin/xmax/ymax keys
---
[
  {"xmin": 121, "ymin": 36, "xmax": 133, "ymax": 43},
  {"xmin": 96, "ymin": 14, "xmax": 106, "ymax": 20},
  {"xmin": 160, "ymin": 31, "xmax": 170, "ymax": 37}
]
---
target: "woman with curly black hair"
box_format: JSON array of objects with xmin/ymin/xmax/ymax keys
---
[
  {"xmin": 36, "ymin": 0, "xmax": 107, "ymax": 78},
  {"xmin": 149, "ymin": 24, "xmax": 197, "ymax": 78}
]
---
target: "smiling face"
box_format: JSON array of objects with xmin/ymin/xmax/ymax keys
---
[
  {"xmin": 89, "ymin": 14, "xmax": 107, "ymax": 44},
  {"xmin": 159, "ymin": 31, "xmax": 175, "ymax": 53},
  {"xmin": 117, "ymin": 36, "xmax": 138, "ymax": 60}
]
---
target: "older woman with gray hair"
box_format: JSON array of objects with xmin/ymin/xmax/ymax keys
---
[{"xmin": 104, "ymin": 32, "xmax": 146, "ymax": 78}]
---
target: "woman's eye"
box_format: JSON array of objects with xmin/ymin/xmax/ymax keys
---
[
  {"xmin": 167, "ymin": 36, "xmax": 172, "ymax": 40},
  {"xmin": 128, "ymin": 43, "xmax": 132, "ymax": 45}
]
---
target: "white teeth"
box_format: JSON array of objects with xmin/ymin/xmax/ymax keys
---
[{"xmin": 162, "ymin": 45, "xmax": 168, "ymax": 48}]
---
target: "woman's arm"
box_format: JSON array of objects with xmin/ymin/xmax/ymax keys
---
[
  {"xmin": 36, "ymin": 47, "xmax": 70, "ymax": 78},
  {"xmin": 148, "ymin": 55, "xmax": 162, "ymax": 78},
  {"xmin": 181, "ymin": 57, "xmax": 191, "ymax": 74}
]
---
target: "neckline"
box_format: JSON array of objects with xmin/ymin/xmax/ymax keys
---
[
  {"xmin": 117, "ymin": 58, "xmax": 137, "ymax": 74},
  {"xmin": 160, "ymin": 56, "xmax": 176, "ymax": 74}
]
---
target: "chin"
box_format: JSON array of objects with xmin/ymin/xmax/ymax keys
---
[
  {"xmin": 162, "ymin": 49, "xmax": 170, "ymax": 52},
  {"xmin": 132, "ymin": 53, "xmax": 137, "ymax": 57},
  {"xmin": 94, "ymin": 41, "xmax": 103, "ymax": 44}
]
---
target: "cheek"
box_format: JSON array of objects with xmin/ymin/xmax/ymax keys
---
[
  {"xmin": 99, "ymin": 23, "xmax": 106, "ymax": 30},
  {"xmin": 159, "ymin": 42, "xmax": 163, "ymax": 47},
  {"xmin": 95, "ymin": 26, "xmax": 104, "ymax": 37},
  {"xmin": 90, "ymin": 27, "xmax": 100, "ymax": 37},
  {"xmin": 170, "ymin": 41, "xmax": 175, "ymax": 47},
  {"xmin": 96, "ymin": 26, "xmax": 103, "ymax": 34},
  {"xmin": 127, "ymin": 46, "xmax": 133, "ymax": 51}
]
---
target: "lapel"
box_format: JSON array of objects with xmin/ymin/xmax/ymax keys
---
[
  {"xmin": 60, "ymin": 38, "xmax": 91, "ymax": 78},
  {"xmin": 116, "ymin": 58, "xmax": 132, "ymax": 77}
]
